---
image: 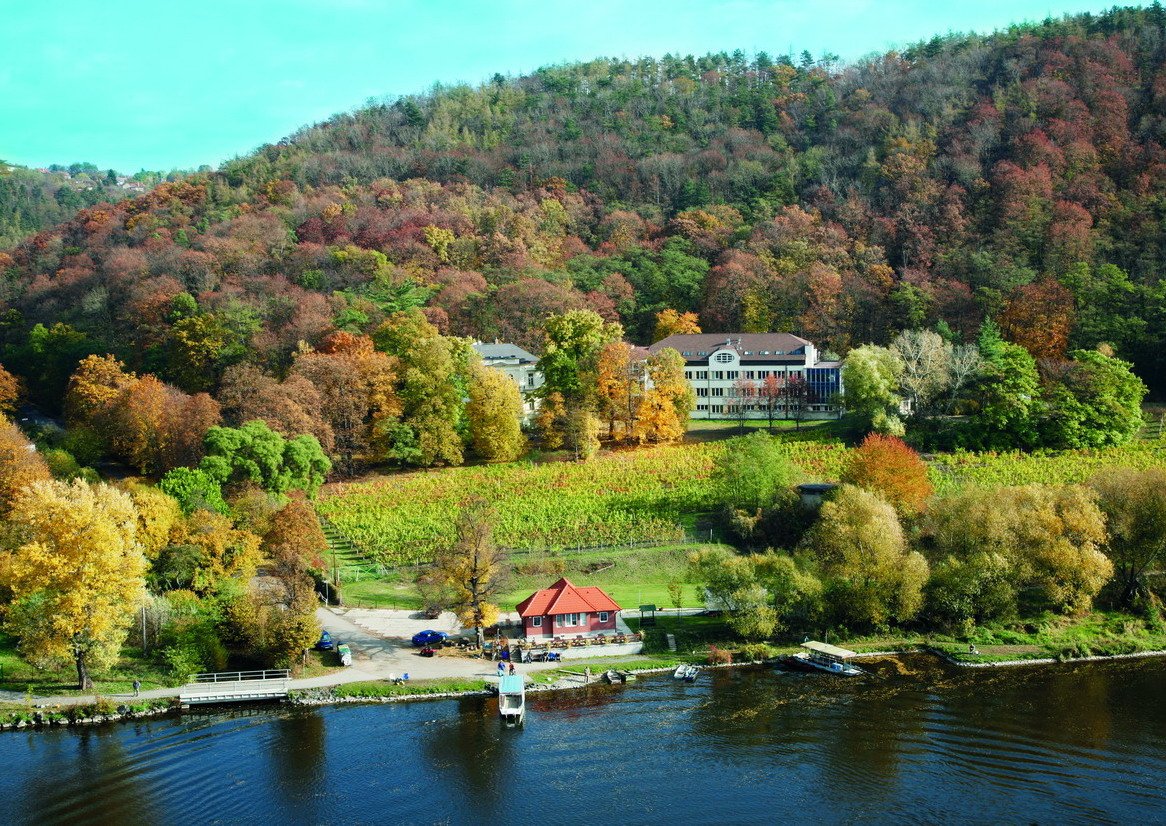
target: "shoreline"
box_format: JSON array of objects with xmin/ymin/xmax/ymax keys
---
[{"xmin": 8, "ymin": 646, "xmax": 1166, "ymax": 731}]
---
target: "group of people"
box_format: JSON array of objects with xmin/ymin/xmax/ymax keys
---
[{"xmin": 497, "ymin": 661, "xmax": 517, "ymax": 677}]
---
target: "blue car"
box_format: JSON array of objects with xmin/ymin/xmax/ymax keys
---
[
  {"xmin": 315, "ymin": 630, "xmax": 334, "ymax": 651},
  {"xmin": 411, "ymin": 629, "xmax": 448, "ymax": 647}
]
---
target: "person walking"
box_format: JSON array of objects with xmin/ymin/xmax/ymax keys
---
[
  {"xmin": 497, "ymin": 661, "xmax": 506, "ymax": 678},
  {"xmin": 132, "ymin": 679, "xmax": 141, "ymax": 697}
]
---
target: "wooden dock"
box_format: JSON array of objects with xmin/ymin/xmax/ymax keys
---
[{"xmin": 179, "ymin": 669, "xmax": 291, "ymax": 706}]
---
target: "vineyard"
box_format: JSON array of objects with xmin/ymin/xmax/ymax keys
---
[
  {"xmin": 316, "ymin": 434, "xmax": 1166, "ymax": 568},
  {"xmin": 928, "ymin": 442, "xmax": 1166, "ymax": 493},
  {"xmin": 317, "ymin": 445, "xmax": 723, "ymax": 566}
]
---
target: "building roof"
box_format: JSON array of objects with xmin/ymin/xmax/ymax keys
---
[
  {"xmin": 649, "ymin": 333, "xmax": 813, "ymax": 363},
  {"xmin": 516, "ymin": 577, "xmax": 621, "ymax": 617},
  {"xmin": 472, "ymin": 341, "xmax": 539, "ymax": 363},
  {"xmin": 498, "ymin": 675, "xmax": 524, "ymax": 694}
]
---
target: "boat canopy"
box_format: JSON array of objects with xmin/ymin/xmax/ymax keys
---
[
  {"xmin": 498, "ymin": 675, "xmax": 525, "ymax": 694},
  {"xmin": 800, "ymin": 641, "xmax": 858, "ymax": 659}
]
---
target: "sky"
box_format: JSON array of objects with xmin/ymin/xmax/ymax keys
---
[{"xmin": 0, "ymin": 0, "xmax": 1143, "ymax": 173}]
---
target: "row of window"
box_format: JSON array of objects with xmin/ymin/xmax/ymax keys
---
[
  {"xmin": 685, "ymin": 368, "xmax": 808, "ymax": 381},
  {"xmin": 682, "ymin": 350, "xmax": 789, "ymax": 357},
  {"xmin": 530, "ymin": 612, "xmax": 609, "ymax": 627}
]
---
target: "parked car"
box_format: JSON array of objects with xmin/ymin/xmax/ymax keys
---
[
  {"xmin": 411, "ymin": 629, "xmax": 448, "ymax": 647},
  {"xmin": 315, "ymin": 630, "xmax": 334, "ymax": 651}
]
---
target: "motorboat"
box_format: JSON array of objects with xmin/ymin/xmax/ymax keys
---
[
  {"xmin": 682, "ymin": 664, "xmax": 699, "ymax": 682},
  {"xmin": 673, "ymin": 664, "xmax": 687, "ymax": 679},
  {"xmin": 604, "ymin": 670, "xmax": 623, "ymax": 684},
  {"xmin": 498, "ymin": 674, "xmax": 525, "ymax": 725},
  {"xmin": 783, "ymin": 641, "xmax": 864, "ymax": 676}
]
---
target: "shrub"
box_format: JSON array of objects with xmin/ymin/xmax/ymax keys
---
[
  {"xmin": 707, "ymin": 645, "xmax": 732, "ymax": 665},
  {"xmin": 738, "ymin": 642, "xmax": 773, "ymax": 662}
]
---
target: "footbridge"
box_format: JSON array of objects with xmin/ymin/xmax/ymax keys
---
[{"xmin": 179, "ymin": 669, "xmax": 290, "ymax": 706}]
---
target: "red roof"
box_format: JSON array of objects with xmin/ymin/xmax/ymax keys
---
[{"xmin": 516, "ymin": 577, "xmax": 621, "ymax": 618}]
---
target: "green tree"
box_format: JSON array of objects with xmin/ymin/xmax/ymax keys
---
[
  {"xmin": 841, "ymin": 345, "xmax": 904, "ymax": 435},
  {"xmin": 712, "ymin": 432, "xmax": 801, "ymax": 512},
  {"xmin": 800, "ymin": 485, "xmax": 928, "ymax": 629},
  {"xmin": 974, "ymin": 320, "xmax": 1040, "ymax": 449},
  {"xmin": 537, "ymin": 310, "xmax": 623, "ymax": 404},
  {"xmin": 1089, "ymin": 468, "xmax": 1166, "ymax": 608},
  {"xmin": 199, "ymin": 421, "xmax": 330, "ymax": 496},
  {"xmin": 1040, "ymin": 349, "xmax": 1146, "ymax": 448}
]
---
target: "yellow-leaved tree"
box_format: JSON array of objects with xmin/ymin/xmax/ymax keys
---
[
  {"xmin": 421, "ymin": 499, "xmax": 508, "ymax": 648},
  {"xmin": 466, "ymin": 364, "xmax": 526, "ymax": 462},
  {"xmin": 0, "ymin": 479, "xmax": 148, "ymax": 689}
]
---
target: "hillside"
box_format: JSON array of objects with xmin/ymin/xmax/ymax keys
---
[
  {"xmin": 1, "ymin": 5, "xmax": 1164, "ymax": 409},
  {"xmin": 0, "ymin": 161, "xmax": 163, "ymax": 249}
]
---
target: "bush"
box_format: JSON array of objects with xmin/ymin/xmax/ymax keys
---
[
  {"xmin": 707, "ymin": 645, "xmax": 732, "ymax": 665},
  {"xmin": 738, "ymin": 642, "xmax": 773, "ymax": 662}
]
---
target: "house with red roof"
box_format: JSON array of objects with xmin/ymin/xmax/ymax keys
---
[{"xmin": 515, "ymin": 577, "xmax": 621, "ymax": 639}]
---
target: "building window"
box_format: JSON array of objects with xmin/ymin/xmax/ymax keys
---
[
  {"xmin": 558, "ymin": 613, "xmax": 578, "ymax": 626},
  {"xmin": 696, "ymin": 388, "xmax": 708, "ymax": 397},
  {"xmin": 532, "ymin": 616, "xmax": 542, "ymax": 627},
  {"xmin": 696, "ymin": 403, "xmax": 708, "ymax": 411},
  {"xmin": 697, "ymin": 371, "xmax": 708, "ymax": 380},
  {"xmin": 712, "ymin": 387, "xmax": 724, "ymax": 397},
  {"xmin": 713, "ymin": 371, "xmax": 724, "ymax": 380},
  {"xmin": 727, "ymin": 371, "xmax": 738, "ymax": 380},
  {"xmin": 599, "ymin": 611, "xmax": 609, "ymax": 622},
  {"xmin": 714, "ymin": 352, "xmax": 734, "ymax": 363},
  {"xmin": 527, "ymin": 374, "xmax": 536, "ymax": 387}
]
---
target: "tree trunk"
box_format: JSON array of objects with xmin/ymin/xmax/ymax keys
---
[{"xmin": 75, "ymin": 653, "xmax": 92, "ymax": 692}]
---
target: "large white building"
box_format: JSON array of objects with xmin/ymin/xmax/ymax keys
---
[
  {"xmin": 472, "ymin": 341, "xmax": 543, "ymax": 419},
  {"xmin": 648, "ymin": 333, "xmax": 843, "ymax": 420}
]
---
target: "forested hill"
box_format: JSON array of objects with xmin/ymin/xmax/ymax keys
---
[
  {"xmin": 0, "ymin": 162, "xmax": 165, "ymax": 249},
  {"xmin": 2, "ymin": 4, "xmax": 1166, "ymax": 409}
]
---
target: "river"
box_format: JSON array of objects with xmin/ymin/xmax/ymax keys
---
[{"xmin": 2, "ymin": 654, "xmax": 1164, "ymax": 824}]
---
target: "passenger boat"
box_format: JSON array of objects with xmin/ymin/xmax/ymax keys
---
[
  {"xmin": 783, "ymin": 641, "xmax": 864, "ymax": 676},
  {"xmin": 497, "ymin": 674, "xmax": 525, "ymax": 725}
]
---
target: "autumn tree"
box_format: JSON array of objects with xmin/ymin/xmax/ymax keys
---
[
  {"xmin": 638, "ymin": 347, "xmax": 694, "ymax": 443},
  {"xmin": 0, "ymin": 479, "xmax": 148, "ymax": 690},
  {"xmin": 800, "ymin": 485, "xmax": 929, "ymax": 629},
  {"xmin": 421, "ymin": 500, "xmax": 508, "ymax": 647},
  {"xmin": 595, "ymin": 342, "xmax": 644, "ymax": 441},
  {"xmin": 1089, "ymin": 468, "xmax": 1166, "ymax": 608},
  {"xmin": 997, "ymin": 276, "xmax": 1075, "ymax": 361},
  {"xmin": 161, "ymin": 509, "xmax": 262, "ymax": 594},
  {"xmin": 842, "ymin": 434, "xmax": 933, "ymax": 516},
  {"xmin": 218, "ymin": 364, "xmax": 334, "ymax": 453},
  {"xmin": 0, "ymin": 416, "xmax": 51, "ymax": 514},
  {"xmin": 923, "ymin": 484, "xmax": 1111, "ymax": 615},
  {"xmin": 652, "ymin": 308, "xmax": 701, "ymax": 342},
  {"xmin": 0, "ymin": 362, "xmax": 21, "ymax": 414},
  {"xmin": 466, "ymin": 364, "xmax": 526, "ymax": 462},
  {"xmin": 264, "ymin": 493, "xmax": 328, "ymax": 603}
]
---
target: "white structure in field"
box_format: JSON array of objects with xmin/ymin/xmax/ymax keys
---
[
  {"xmin": 648, "ymin": 332, "xmax": 843, "ymax": 420},
  {"xmin": 472, "ymin": 341, "xmax": 543, "ymax": 419}
]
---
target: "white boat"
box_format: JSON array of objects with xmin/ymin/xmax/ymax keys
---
[
  {"xmin": 498, "ymin": 674, "xmax": 525, "ymax": 724},
  {"xmin": 682, "ymin": 664, "xmax": 700, "ymax": 682},
  {"xmin": 673, "ymin": 664, "xmax": 687, "ymax": 679},
  {"xmin": 784, "ymin": 641, "xmax": 864, "ymax": 676}
]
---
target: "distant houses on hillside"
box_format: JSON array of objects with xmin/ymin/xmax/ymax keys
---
[
  {"xmin": 476, "ymin": 331, "xmax": 843, "ymax": 424},
  {"xmin": 648, "ymin": 332, "xmax": 843, "ymax": 420}
]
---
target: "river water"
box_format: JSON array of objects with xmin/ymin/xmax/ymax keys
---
[{"xmin": 2, "ymin": 654, "xmax": 1164, "ymax": 824}]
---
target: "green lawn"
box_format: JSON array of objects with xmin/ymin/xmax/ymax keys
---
[{"xmin": 0, "ymin": 633, "xmax": 174, "ymax": 696}]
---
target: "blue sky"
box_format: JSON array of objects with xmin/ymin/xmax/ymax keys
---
[{"xmin": 0, "ymin": 1, "xmax": 1140, "ymax": 172}]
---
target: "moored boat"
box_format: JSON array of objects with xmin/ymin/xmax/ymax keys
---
[
  {"xmin": 673, "ymin": 664, "xmax": 687, "ymax": 679},
  {"xmin": 604, "ymin": 669, "xmax": 623, "ymax": 684},
  {"xmin": 782, "ymin": 641, "xmax": 864, "ymax": 676},
  {"xmin": 498, "ymin": 675, "xmax": 525, "ymax": 725},
  {"xmin": 682, "ymin": 664, "xmax": 699, "ymax": 682}
]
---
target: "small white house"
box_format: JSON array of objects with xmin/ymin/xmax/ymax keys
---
[{"xmin": 472, "ymin": 341, "xmax": 543, "ymax": 419}]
